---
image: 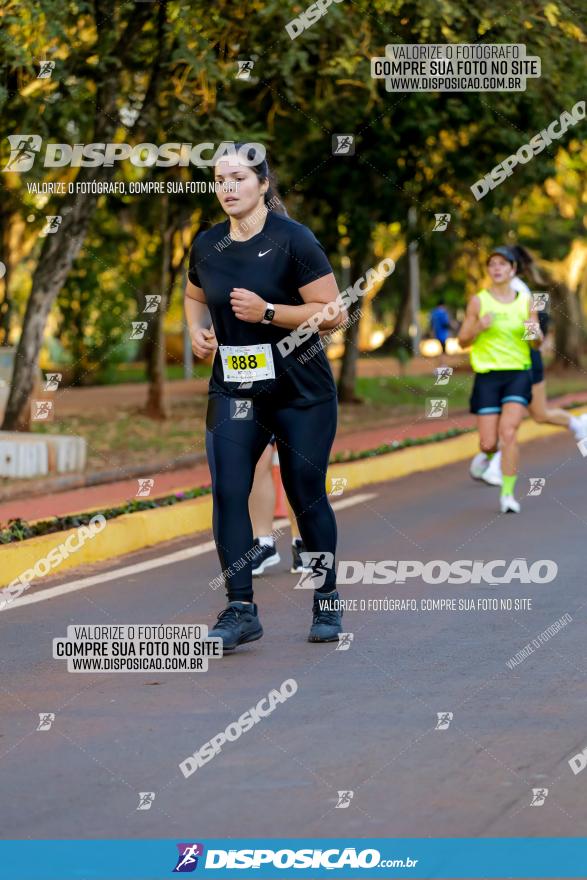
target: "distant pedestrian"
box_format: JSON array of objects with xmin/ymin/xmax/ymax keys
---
[{"xmin": 429, "ymin": 301, "xmax": 452, "ymax": 353}]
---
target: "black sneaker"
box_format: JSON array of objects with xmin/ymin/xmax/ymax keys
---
[
  {"xmin": 308, "ymin": 590, "xmax": 343, "ymax": 642},
  {"xmin": 291, "ymin": 538, "xmax": 312, "ymax": 574},
  {"xmin": 209, "ymin": 602, "xmax": 263, "ymax": 651},
  {"xmin": 251, "ymin": 539, "xmax": 281, "ymax": 576}
]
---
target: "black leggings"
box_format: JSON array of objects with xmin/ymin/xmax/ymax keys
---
[{"xmin": 205, "ymin": 395, "xmax": 338, "ymax": 602}]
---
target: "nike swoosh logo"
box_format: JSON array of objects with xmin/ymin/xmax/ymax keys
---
[{"xmin": 258, "ymin": 249, "xmax": 272, "ymax": 257}]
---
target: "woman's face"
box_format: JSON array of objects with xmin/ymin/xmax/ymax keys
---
[
  {"xmin": 214, "ymin": 159, "xmax": 267, "ymax": 218},
  {"xmin": 487, "ymin": 254, "xmax": 515, "ymax": 284}
]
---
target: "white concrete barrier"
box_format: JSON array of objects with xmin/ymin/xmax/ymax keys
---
[
  {"xmin": 0, "ymin": 437, "xmax": 49, "ymax": 478},
  {"xmin": 0, "ymin": 432, "xmax": 86, "ymax": 477}
]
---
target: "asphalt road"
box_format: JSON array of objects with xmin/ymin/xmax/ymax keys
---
[{"xmin": 2, "ymin": 430, "xmax": 587, "ymax": 845}]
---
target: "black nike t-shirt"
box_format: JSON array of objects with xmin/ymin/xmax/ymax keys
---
[{"xmin": 188, "ymin": 211, "xmax": 337, "ymax": 408}]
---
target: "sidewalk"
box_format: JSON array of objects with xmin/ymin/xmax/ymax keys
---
[{"xmin": 3, "ymin": 387, "xmax": 586, "ymax": 525}]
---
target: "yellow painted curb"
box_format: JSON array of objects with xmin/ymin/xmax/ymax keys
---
[
  {"xmin": 2, "ymin": 407, "xmax": 585, "ymax": 587},
  {"xmin": 0, "ymin": 494, "xmax": 213, "ymax": 587}
]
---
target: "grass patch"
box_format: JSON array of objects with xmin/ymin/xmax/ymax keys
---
[
  {"xmin": 30, "ymin": 399, "xmax": 208, "ymax": 472},
  {"xmin": 354, "ymin": 372, "xmax": 587, "ymax": 412},
  {"xmin": 355, "ymin": 374, "xmax": 474, "ymax": 411}
]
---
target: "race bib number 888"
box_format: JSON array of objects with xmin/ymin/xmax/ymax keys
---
[
  {"xmin": 228, "ymin": 353, "xmax": 265, "ymax": 370},
  {"xmin": 220, "ymin": 344, "xmax": 275, "ymax": 383}
]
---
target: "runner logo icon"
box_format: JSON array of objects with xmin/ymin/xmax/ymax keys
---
[
  {"xmin": 3, "ymin": 135, "xmax": 42, "ymax": 171},
  {"xmin": 236, "ymin": 60, "xmax": 254, "ymax": 80},
  {"xmin": 41, "ymin": 215, "xmax": 62, "ymax": 236},
  {"xmin": 37, "ymin": 712, "xmax": 55, "ymax": 731},
  {"xmin": 523, "ymin": 321, "xmax": 541, "ymax": 340},
  {"xmin": 435, "ymin": 712, "xmax": 453, "ymax": 730},
  {"xmin": 173, "ymin": 843, "xmax": 204, "ymax": 872},
  {"xmin": 329, "ymin": 476, "xmax": 348, "ymax": 496},
  {"xmin": 527, "ymin": 477, "xmax": 546, "ymax": 496},
  {"xmin": 136, "ymin": 478, "xmax": 155, "ymax": 497},
  {"xmin": 530, "ymin": 788, "xmax": 548, "ymax": 806},
  {"xmin": 335, "ymin": 790, "xmax": 354, "ymax": 808},
  {"xmin": 136, "ymin": 792, "xmax": 155, "ymax": 810},
  {"xmin": 37, "ymin": 60, "xmax": 55, "ymax": 79},
  {"xmin": 336, "ymin": 632, "xmax": 354, "ymax": 651},
  {"xmin": 230, "ymin": 399, "xmax": 253, "ymax": 420},
  {"xmin": 332, "ymin": 134, "xmax": 355, "ymax": 155},
  {"xmin": 32, "ymin": 400, "xmax": 53, "ymax": 421},
  {"xmin": 294, "ymin": 552, "xmax": 334, "ymax": 589},
  {"xmin": 130, "ymin": 321, "xmax": 148, "ymax": 340},
  {"xmin": 432, "ymin": 213, "xmax": 451, "ymax": 231},
  {"xmin": 143, "ymin": 294, "xmax": 162, "ymax": 313},
  {"xmin": 434, "ymin": 366, "xmax": 453, "ymax": 385},
  {"xmin": 426, "ymin": 398, "xmax": 448, "ymax": 418},
  {"xmin": 532, "ymin": 292, "xmax": 549, "ymax": 311},
  {"xmin": 43, "ymin": 372, "xmax": 62, "ymax": 391}
]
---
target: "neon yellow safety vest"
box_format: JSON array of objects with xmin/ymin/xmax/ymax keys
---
[{"xmin": 470, "ymin": 288, "xmax": 532, "ymax": 373}]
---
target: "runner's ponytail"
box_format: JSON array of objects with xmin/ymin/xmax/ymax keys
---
[
  {"xmin": 510, "ymin": 245, "xmax": 533, "ymax": 277},
  {"xmin": 511, "ymin": 244, "xmax": 544, "ymax": 286},
  {"xmin": 263, "ymin": 168, "xmax": 288, "ymax": 216}
]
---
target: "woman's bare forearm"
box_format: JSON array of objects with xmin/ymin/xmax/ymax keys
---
[
  {"xmin": 458, "ymin": 319, "xmax": 484, "ymax": 347},
  {"xmin": 184, "ymin": 289, "xmax": 211, "ymax": 332},
  {"xmin": 270, "ymin": 301, "xmax": 347, "ymax": 332}
]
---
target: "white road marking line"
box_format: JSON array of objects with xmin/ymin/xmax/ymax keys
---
[{"xmin": 4, "ymin": 492, "xmax": 377, "ymax": 610}]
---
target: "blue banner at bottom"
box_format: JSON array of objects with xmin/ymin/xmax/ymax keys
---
[{"xmin": 0, "ymin": 838, "xmax": 585, "ymax": 879}]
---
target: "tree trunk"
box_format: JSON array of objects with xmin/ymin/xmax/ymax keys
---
[
  {"xmin": 538, "ymin": 242, "xmax": 587, "ymax": 369},
  {"xmin": 2, "ymin": 3, "xmax": 161, "ymax": 430},
  {"xmin": 0, "ymin": 217, "xmax": 12, "ymax": 346},
  {"xmin": 337, "ymin": 298, "xmax": 362, "ymax": 403},
  {"xmin": 0, "ymin": 273, "xmax": 11, "ymax": 348},
  {"xmin": 337, "ymin": 253, "xmax": 368, "ymax": 404},
  {"xmin": 1, "ymin": 75, "xmax": 122, "ymax": 431},
  {"xmin": 2, "ymin": 167, "xmax": 117, "ymax": 429},
  {"xmin": 376, "ymin": 281, "xmax": 411, "ymax": 355},
  {"xmin": 145, "ymin": 193, "xmax": 171, "ymax": 419},
  {"xmin": 550, "ymin": 280, "xmax": 584, "ymax": 368},
  {"xmin": 358, "ymin": 298, "xmax": 375, "ymax": 351},
  {"xmin": 71, "ymin": 304, "xmax": 86, "ymax": 387}
]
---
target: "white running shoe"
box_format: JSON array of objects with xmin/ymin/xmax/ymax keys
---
[
  {"xmin": 571, "ymin": 413, "xmax": 587, "ymax": 442},
  {"xmin": 470, "ymin": 452, "xmax": 489, "ymax": 480},
  {"xmin": 482, "ymin": 451, "xmax": 503, "ymax": 486},
  {"xmin": 500, "ymin": 494, "xmax": 520, "ymax": 514},
  {"xmin": 251, "ymin": 541, "xmax": 281, "ymax": 576}
]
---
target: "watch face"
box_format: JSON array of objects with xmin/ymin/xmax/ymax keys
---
[{"xmin": 265, "ymin": 308, "xmax": 275, "ymax": 321}]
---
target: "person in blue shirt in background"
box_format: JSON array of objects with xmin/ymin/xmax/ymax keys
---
[{"xmin": 429, "ymin": 300, "xmax": 452, "ymax": 353}]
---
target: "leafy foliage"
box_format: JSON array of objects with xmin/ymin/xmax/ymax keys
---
[{"xmin": 0, "ymin": 0, "xmax": 585, "ymax": 389}]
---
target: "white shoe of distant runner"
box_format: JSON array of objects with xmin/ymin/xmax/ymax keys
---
[
  {"xmin": 500, "ymin": 494, "xmax": 520, "ymax": 514},
  {"xmin": 570, "ymin": 413, "xmax": 587, "ymax": 442},
  {"xmin": 482, "ymin": 451, "xmax": 503, "ymax": 486},
  {"xmin": 470, "ymin": 452, "xmax": 489, "ymax": 480}
]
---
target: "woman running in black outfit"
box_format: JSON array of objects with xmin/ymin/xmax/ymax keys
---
[{"xmin": 184, "ymin": 146, "xmax": 347, "ymax": 651}]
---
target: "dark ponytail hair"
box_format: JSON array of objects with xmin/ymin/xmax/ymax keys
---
[
  {"xmin": 229, "ymin": 142, "xmax": 288, "ymax": 215},
  {"xmin": 510, "ymin": 245, "xmax": 533, "ymax": 278},
  {"xmin": 512, "ymin": 244, "xmax": 549, "ymax": 287}
]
